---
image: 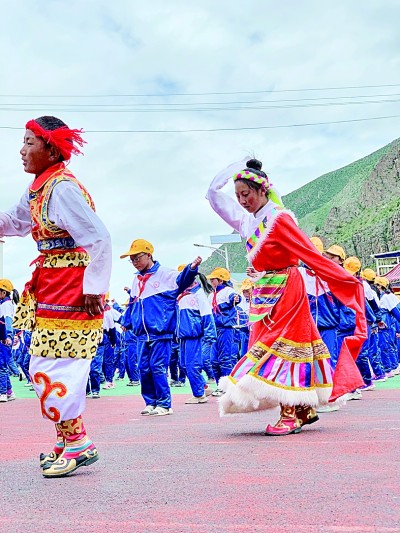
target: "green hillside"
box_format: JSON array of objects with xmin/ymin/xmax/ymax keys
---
[{"xmin": 202, "ymin": 137, "xmax": 400, "ymax": 272}]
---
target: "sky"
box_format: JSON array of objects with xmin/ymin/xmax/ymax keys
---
[{"xmin": 0, "ymin": 0, "xmax": 399, "ymax": 303}]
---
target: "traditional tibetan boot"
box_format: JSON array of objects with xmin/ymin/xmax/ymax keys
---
[
  {"xmin": 42, "ymin": 416, "xmax": 98, "ymax": 478},
  {"xmin": 265, "ymin": 405, "xmax": 302, "ymax": 436},
  {"xmin": 295, "ymin": 405, "xmax": 319, "ymax": 427},
  {"xmin": 40, "ymin": 426, "xmax": 64, "ymax": 468}
]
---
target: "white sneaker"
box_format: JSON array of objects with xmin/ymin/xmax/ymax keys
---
[
  {"xmin": 7, "ymin": 392, "xmax": 16, "ymax": 401},
  {"xmin": 185, "ymin": 395, "xmax": 207, "ymax": 404},
  {"xmin": 316, "ymin": 404, "xmax": 340, "ymax": 413},
  {"xmin": 140, "ymin": 405, "xmax": 156, "ymax": 415},
  {"xmin": 0, "ymin": 394, "xmax": 8, "ymax": 402},
  {"xmin": 346, "ymin": 390, "xmax": 363, "ymax": 401},
  {"xmin": 148, "ymin": 406, "xmax": 173, "ymax": 416},
  {"xmin": 102, "ymin": 382, "xmax": 115, "ymax": 390},
  {"xmin": 211, "ymin": 388, "xmax": 224, "ymax": 397}
]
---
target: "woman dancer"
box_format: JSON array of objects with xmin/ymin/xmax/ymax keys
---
[{"xmin": 207, "ymin": 158, "xmax": 367, "ymax": 435}]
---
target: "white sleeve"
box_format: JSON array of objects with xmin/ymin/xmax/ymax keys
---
[
  {"xmin": 206, "ymin": 160, "xmax": 251, "ymax": 238},
  {"xmin": 0, "ymin": 188, "xmax": 32, "ymax": 237},
  {"xmin": 48, "ymin": 181, "xmax": 112, "ymax": 295},
  {"xmin": 103, "ymin": 308, "xmax": 114, "ymax": 330},
  {"xmin": 362, "ymin": 280, "xmax": 376, "ymax": 301}
]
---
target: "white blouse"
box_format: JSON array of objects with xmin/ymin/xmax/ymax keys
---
[{"xmin": 0, "ymin": 180, "xmax": 112, "ymax": 295}]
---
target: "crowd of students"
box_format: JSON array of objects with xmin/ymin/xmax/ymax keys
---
[{"xmin": 2, "ymin": 238, "xmax": 399, "ymax": 415}]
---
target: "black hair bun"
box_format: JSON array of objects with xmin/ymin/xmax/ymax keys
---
[{"xmin": 246, "ymin": 159, "xmax": 262, "ymax": 171}]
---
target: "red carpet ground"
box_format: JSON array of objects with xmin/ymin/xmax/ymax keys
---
[{"xmin": 0, "ymin": 385, "xmax": 399, "ymax": 532}]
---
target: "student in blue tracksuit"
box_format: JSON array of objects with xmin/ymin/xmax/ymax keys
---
[
  {"xmin": 300, "ymin": 265, "xmax": 341, "ymax": 369},
  {"xmin": 176, "ymin": 266, "xmax": 216, "ymax": 403},
  {"xmin": 360, "ymin": 269, "xmax": 386, "ymax": 382},
  {"xmin": 118, "ymin": 291, "xmax": 141, "ymax": 386},
  {"xmin": 207, "ymin": 267, "xmax": 241, "ymax": 396},
  {"xmin": 356, "ymin": 299, "xmax": 377, "ymax": 390},
  {"xmin": 169, "ymin": 335, "xmax": 186, "ymax": 387},
  {"xmin": 0, "ymin": 279, "xmax": 17, "ymax": 403},
  {"xmin": 235, "ymin": 278, "xmax": 253, "ymax": 359},
  {"xmin": 87, "ymin": 303, "xmax": 116, "ymax": 398},
  {"xmin": 124, "ymin": 329, "xmax": 140, "ymax": 386},
  {"xmin": 375, "ymin": 276, "xmax": 400, "ymax": 376},
  {"xmin": 101, "ymin": 302, "xmax": 117, "ymax": 390},
  {"xmin": 120, "ymin": 239, "xmax": 201, "ymax": 416}
]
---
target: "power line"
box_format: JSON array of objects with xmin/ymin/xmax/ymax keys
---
[
  {"xmin": 1, "ymin": 114, "xmax": 399, "ymax": 133},
  {"xmin": 0, "ymin": 83, "xmax": 400, "ymax": 98},
  {"xmin": 0, "ymin": 97, "xmax": 399, "ymax": 113},
  {"xmin": 1, "ymin": 92, "xmax": 400, "ymax": 107}
]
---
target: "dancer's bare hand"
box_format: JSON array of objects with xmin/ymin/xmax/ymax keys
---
[
  {"xmin": 84, "ymin": 294, "xmax": 104, "ymax": 316},
  {"xmin": 246, "ymin": 266, "xmax": 257, "ymax": 277}
]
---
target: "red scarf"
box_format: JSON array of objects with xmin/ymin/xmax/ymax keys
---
[
  {"xmin": 212, "ymin": 291, "xmax": 221, "ymax": 314},
  {"xmin": 133, "ymin": 273, "xmax": 152, "ymax": 302},
  {"xmin": 177, "ymin": 289, "xmax": 191, "ymax": 303}
]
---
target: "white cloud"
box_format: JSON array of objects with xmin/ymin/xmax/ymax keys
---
[{"xmin": 0, "ymin": 0, "xmax": 399, "ymax": 302}]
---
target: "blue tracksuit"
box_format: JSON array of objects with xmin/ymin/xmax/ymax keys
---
[
  {"xmin": 169, "ymin": 335, "xmax": 186, "ymax": 384},
  {"xmin": 177, "ymin": 283, "xmax": 216, "ymax": 397},
  {"xmin": 300, "ymin": 267, "xmax": 340, "ymax": 368},
  {"xmin": 235, "ymin": 298, "xmax": 250, "ymax": 358},
  {"xmin": 99, "ymin": 306, "xmax": 117, "ymax": 384},
  {"xmin": 122, "ymin": 261, "xmax": 198, "ymax": 409},
  {"xmin": 208, "ymin": 284, "xmax": 241, "ymax": 384},
  {"xmin": 355, "ymin": 300, "xmax": 377, "ymax": 386},
  {"xmin": 378, "ymin": 292, "xmax": 400, "ymax": 373}
]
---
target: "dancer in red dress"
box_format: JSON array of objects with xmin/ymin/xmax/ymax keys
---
[{"xmin": 207, "ymin": 158, "xmax": 367, "ymax": 435}]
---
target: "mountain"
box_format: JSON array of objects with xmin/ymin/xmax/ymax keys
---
[{"xmin": 201, "ymin": 137, "xmax": 400, "ymax": 273}]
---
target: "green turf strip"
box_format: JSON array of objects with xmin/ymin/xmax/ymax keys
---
[{"xmin": 8, "ymin": 373, "xmax": 399, "ymax": 400}]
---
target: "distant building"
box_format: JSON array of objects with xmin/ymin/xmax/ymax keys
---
[
  {"xmin": 373, "ymin": 250, "xmax": 400, "ymax": 276},
  {"xmin": 373, "ymin": 250, "xmax": 400, "ymax": 295}
]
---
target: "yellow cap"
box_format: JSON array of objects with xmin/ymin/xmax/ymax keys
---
[
  {"xmin": 361, "ymin": 268, "xmax": 376, "ymax": 282},
  {"xmin": 344, "ymin": 256, "xmax": 361, "ymax": 274},
  {"xmin": 177, "ymin": 264, "xmax": 186, "ymax": 272},
  {"xmin": 325, "ymin": 245, "xmax": 346, "ymax": 261},
  {"xmin": 375, "ymin": 276, "xmax": 389, "ymax": 289},
  {"xmin": 206, "ymin": 267, "xmax": 230, "ymax": 282},
  {"xmin": 310, "ymin": 236, "xmax": 324, "ymax": 253},
  {"xmin": 0, "ymin": 279, "xmax": 14, "ymax": 292},
  {"xmin": 241, "ymin": 278, "xmax": 254, "ymax": 291},
  {"xmin": 120, "ymin": 239, "xmax": 154, "ymax": 259}
]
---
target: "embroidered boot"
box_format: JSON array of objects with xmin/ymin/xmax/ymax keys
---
[
  {"xmin": 42, "ymin": 416, "xmax": 98, "ymax": 478},
  {"xmin": 295, "ymin": 405, "xmax": 319, "ymax": 427},
  {"xmin": 40, "ymin": 426, "xmax": 65, "ymax": 467},
  {"xmin": 265, "ymin": 405, "xmax": 302, "ymax": 436}
]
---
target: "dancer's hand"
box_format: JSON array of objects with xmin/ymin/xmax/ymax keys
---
[{"xmin": 84, "ymin": 294, "xmax": 104, "ymax": 316}]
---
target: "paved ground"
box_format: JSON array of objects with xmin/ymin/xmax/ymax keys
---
[{"xmin": 1, "ymin": 377, "xmax": 399, "ymax": 533}]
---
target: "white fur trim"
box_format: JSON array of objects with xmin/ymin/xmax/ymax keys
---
[
  {"xmin": 218, "ymin": 375, "xmax": 332, "ymax": 416},
  {"xmin": 247, "ymin": 209, "xmax": 298, "ymax": 263}
]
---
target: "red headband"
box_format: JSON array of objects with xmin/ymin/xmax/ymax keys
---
[{"xmin": 25, "ymin": 119, "xmax": 86, "ymax": 160}]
